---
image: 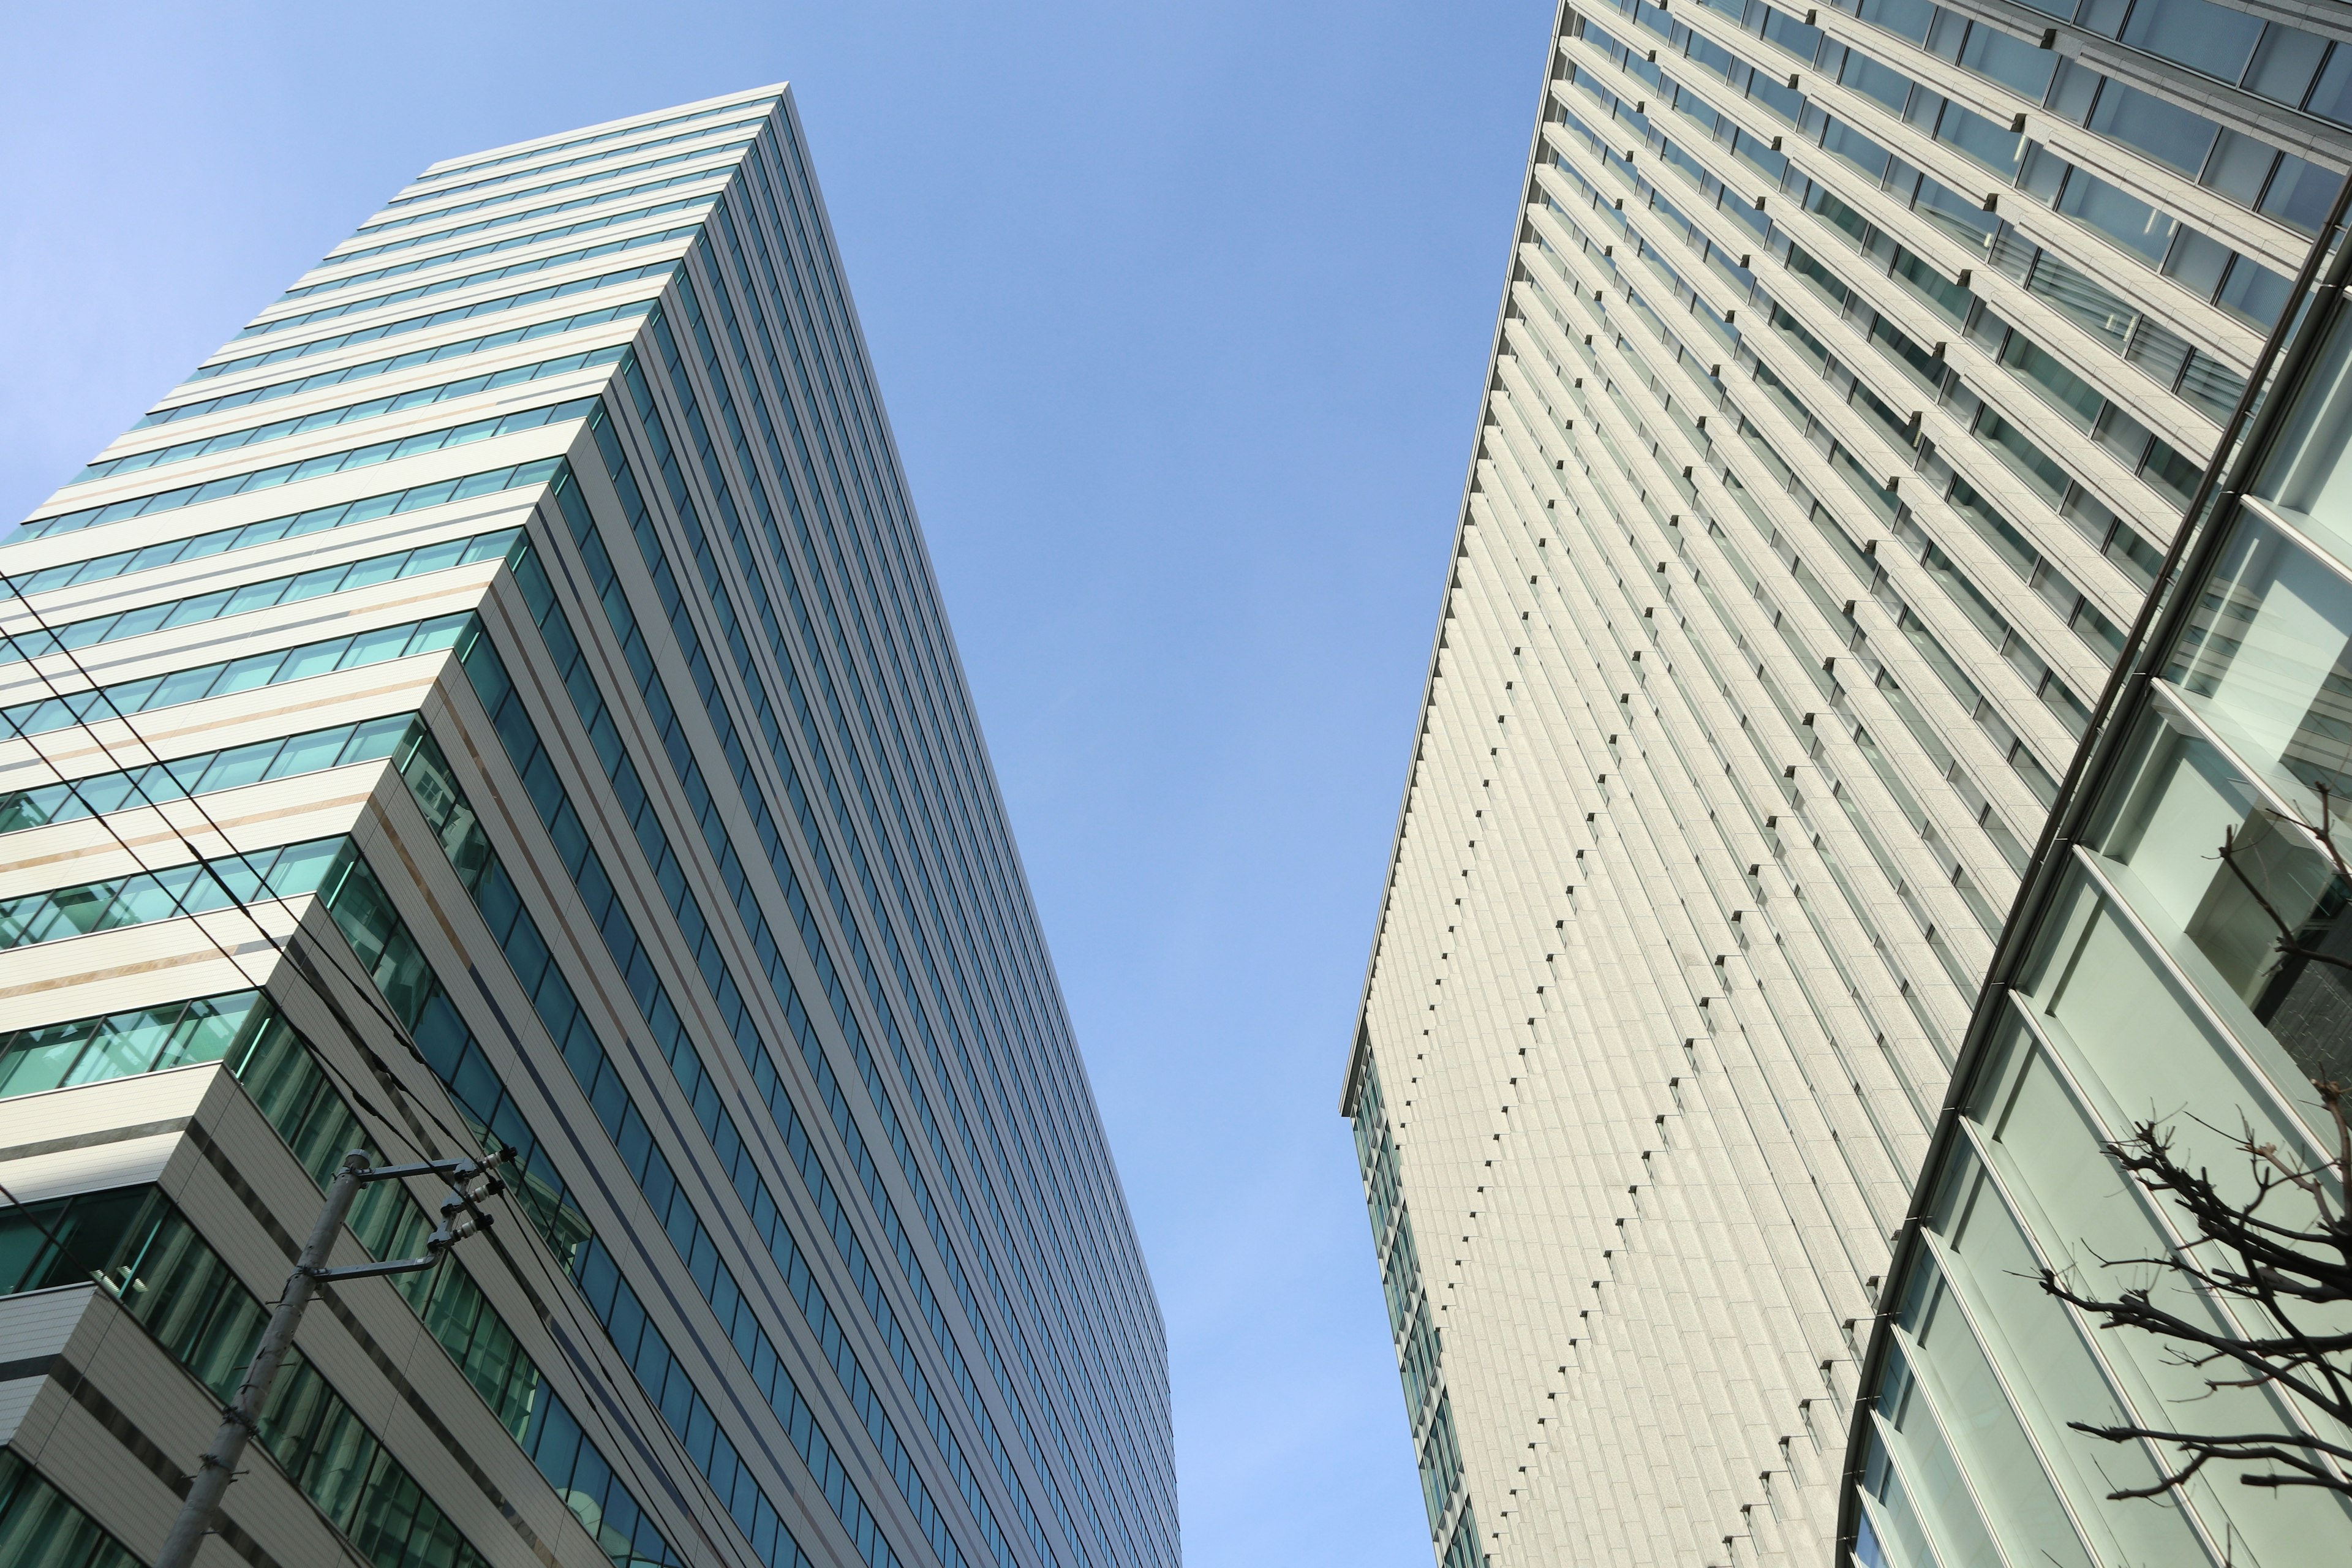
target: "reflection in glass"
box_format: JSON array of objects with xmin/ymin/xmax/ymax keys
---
[
  {"xmin": 1894, "ymin": 1248, "xmax": 2091, "ymax": 1568},
  {"xmin": 2260, "ymin": 307, "xmax": 2352, "ymax": 562},
  {"xmin": 2094, "ymin": 713, "xmax": 2352, "ymax": 1091},
  {"xmin": 2168, "ymin": 517, "xmax": 2352, "ymax": 809}
]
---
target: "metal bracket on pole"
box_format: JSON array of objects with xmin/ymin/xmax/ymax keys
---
[{"xmin": 151, "ymin": 1145, "xmax": 511, "ymax": 1568}]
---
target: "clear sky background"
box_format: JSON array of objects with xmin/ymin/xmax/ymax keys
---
[{"xmin": 1, "ymin": 4, "xmax": 1551, "ymax": 1561}]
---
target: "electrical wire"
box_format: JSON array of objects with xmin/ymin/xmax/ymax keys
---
[
  {"xmin": 0, "ymin": 560, "xmax": 477, "ymax": 1160},
  {"xmin": 0, "ymin": 558, "xmax": 744, "ymax": 1568},
  {"xmin": 0, "ymin": 703, "xmax": 443, "ymax": 1174},
  {"xmin": 0, "ymin": 1172, "xmax": 379, "ymax": 1568}
]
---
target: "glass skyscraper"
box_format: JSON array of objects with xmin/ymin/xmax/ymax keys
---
[
  {"xmin": 0, "ymin": 88, "xmax": 1175, "ymax": 1568},
  {"xmin": 1341, "ymin": 1, "xmax": 2350, "ymax": 1562}
]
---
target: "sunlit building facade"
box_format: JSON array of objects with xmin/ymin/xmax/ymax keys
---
[
  {"xmin": 0, "ymin": 89, "xmax": 1176, "ymax": 1568},
  {"xmin": 1341, "ymin": 0, "xmax": 2351, "ymax": 1562},
  {"xmin": 1841, "ymin": 136, "xmax": 2352, "ymax": 1568}
]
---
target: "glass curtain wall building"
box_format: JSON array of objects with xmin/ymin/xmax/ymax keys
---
[
  {"xmin": 0, "ymin": 89, "xmax": 1176, "ymax": 1568},
  {"xmin": 1839, "ymin": 130, "xmax": 2352, "ymax": 1568},
  {"xmin": 1340, "ymin": 0, "xmax": 2350, "ymax": 1562}
]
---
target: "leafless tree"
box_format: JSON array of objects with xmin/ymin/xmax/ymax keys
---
[{"xmin": 2037, "ymin": 785, "xmax": 2352, "ymax": 1500}]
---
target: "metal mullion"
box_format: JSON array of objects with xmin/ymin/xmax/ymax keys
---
[
  {"xmin": 2237, "ymin": 491, "xmax": 2352, "ymax": 589},
  {"xmin": 2144, "ymin": 675, "xmax": 2342, "ymax": 867},
  {"xmin": 1958, "ymin": 1005, "xmax": 2252, "ymax": 1563},
  {"xmin": 1974, "ymin": 1088, "xmax": 2352, "ymax": 1506},
  {"xmin": 2067, "ymin": 844, "xmax": 2331, "ymax": 1165},
  {"xmin": 1904, "ymin": 1224, "xmax": 2105, "ymax": 1566},
  {"xmin": 1877, "ymin": 1313, "xmax": 2034, "ymax": 1568}
]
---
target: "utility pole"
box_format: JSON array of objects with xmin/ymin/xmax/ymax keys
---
[{"xmin": 153, "ymin": 1147, "xmax": 508, "ymax": 1568}]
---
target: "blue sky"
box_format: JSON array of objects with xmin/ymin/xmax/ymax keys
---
[{"xmin": 0, "ymin": 3, "xmax": 1550, "ymax": 1561}]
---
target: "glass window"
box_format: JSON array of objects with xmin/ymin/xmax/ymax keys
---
[
  {"xmin": 1842, "ymin": 50, "xmax": 1914, "ymax": 115},
  {"xmin": 2307, "ymin": 40, "xmax": 2352, "ymax": 127},
  {"xmin": 1856, "ymin": 0, "xmax": 1933, "ymax": 42},
  {"xmin": 2057, "ymin": 167, "xmax": 2176, "ymax": 262},
  {"xmin": 2263, "ymin": 153, "xmax": 2345, "ymax": 237},
  {"xmin": 2258, "ymin": 310, "xmax": 2352, "ymax": 565},
  {"xmin": 2165, "ymin": 516, "xmax": 2352, "ymax": 804},
  {"xmin": 2092, "ymin": 709, "xmax": 2352, "ymax": 1096},
  {"xmin": 1934, "ymin": 99, "xmax": 2025, "ymax": 172},
  {"xmin": 2000, "ymin": 334, "xmax": 2105, "ymax": 429},
  {"xmin": 2087, "ymin": 78, "xmax": 2217, "ymax": 175},
  {"xmin": 2217, "ymin": 254, "xmax": 2292, "ymax": 330},
  {"xmin": 1959, "ymin": 24, "xmax": 2056, "ymax": 100},
  {"xmin": 2199, "ymin": 127, "xmax": 2276, "ymax": 207},
  {"xmin": 2244, "ymin": 23, "xmax": 2326, "ymax": 108},
  {"xmin": 2120, "ymin": 0, "xmax": 2264, "ymax": 83},
  {"xmin": 2045, "ymin": 58, "xmax": 2099, "ymax": 122},
  {"xmin": 1895, "ymin": 1249, "xmax": 2092, "ymax": 1568},
  {"xmin": 1949, "ymin": 1037, "xmax": 2229, "ymax": 1564},
  {"xmin": 2026, "ymin": 867, "xmax": 2294, "ymax": 1159}
]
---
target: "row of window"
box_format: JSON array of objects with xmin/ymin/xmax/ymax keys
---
[
  {"xmin": 294, "ymin": 819, "xmax": 834, "ymax": 1568},
  {"xmin": 0, "ymin": 526, "xmax": 518, "ymax": 668},
  {"xmin": 1779, "ymin": 172, "xmax": 2214, "ymax": 522},
  {"xmin": 468, "ymin": 524, "xmax": 992, "ymax": 1568},
  {"xmin": 387, "ymin": 707, "xmax": 933, "ymax": 1568},
  {"xmin": 380, "ymin": 113, "xmax": 767, "ymax": 211},
  {"xmin": 0, "ymin": 834, "xmax": 342, "ymax": 949},
  {"xmin": 328, "ymin": 166, "xmax": 731, "ymax": 273},
  {"xmin": 1828, "ymin": 4, "xmax": 2297, "ymax": 315},
  {"xmin": 2052, "ymin": 61, "xmax": 2335, "ymax": 236},
  {"xmin": 557, "ymin": 377, "xmax": 1029, "ymax": 1566},
  {"xmin": 0, "ymin": 1453, "xmax": 137, "ymax": 1568},
  {"xmin": 26, "ymin": 395, "xmax": 592, "ymax": 539},
  {"xmin": 351, "ymin": 137, "xmax": 750, "ymax": 239},
  {"xmin": 1966, "ymin": 0, "xmax": 2352, "ymax": 129},
  {"xmin": 1526, "ymin": 188, "xmax": 2049, "ymax": 946},
  {"xmin": 1574, "ymin": 9, "xmax": 2246, "ymax": 439},
  {"xmin": 634, "ymin": 262, "xmax": 1153, "ymax": 1561},
  {"xmin": 1542, "ymin": 102, "xmax": 2119, "ymax": 741},
  {"xmin": 611, "ymin": 281, "xmax": 1110, "ymax": 1559},
  {"xmin": 85, "ymin": 347, "xmax": 622, "ymax": 482},
  {"xmin": 1556, "ymin": 50, "xmax": 2185, "ymax": 655},
  {"xmin": 187, "ymin": 260, "xmax": 668, "ymax": 387},
  {"xmin": 0, "ymin": 985, "xmax": 673, "ymax": 1567},
  {"xmin": 0, "ymin": 609, "xmax": 470, "ymax": 737},
  {"xmin": 1417, "ymin": 1395, "xmax": 1468, "ymax": 1536},
  {"xmin": 1352, "ymin": 1064, "xmax": 1471, "ymax": 1544},
  {"xmin": 309, "ymin": 843, "xmax": 741, "ymax": 1565},
  {"xmin": 138, "ymin": 298, "xmax": 650, "ymax": 428},
  {"xmin": 10, "ymin": 455, "xmax": 560, "ymax": 598},
  {"xmin": 0, "ymin": 1183, "xmax": 496, "ymax": 1568},
  {"xmin": 1807, "ymin": 0, "xmax": 2343, "ymax": 244},
  {"xmin": 1528, "ymin": 290, "xmax": 1981, "ymax": 1059},
  {"xmin": 413, "ymin": 96, "xmax": 777, "ymax": 187},
  {"xmin": 0, "ymin": 711, "xmax": 412, "ymax": 835},
  {"xmin": 701, "ymin": 169, "xmax": 1177, "ymax": 1460},
  {"xmin": 238, "ymin": 223, "xmax": 696, "ymax": 343},
  {"xmin": 711, "ymin": 141, "xmax": 1172, "ymax": 1432},
  {"xmin": 704, "ymin": 142, "xmax": 1177, "ymax": 1522},
  {"xmin": 285, "ymin": 190, "xmax": 716, "ymax": 301},
  {"xmin": 1613, "ymin": 0, "xmax": 2309, "ymax": 354}
]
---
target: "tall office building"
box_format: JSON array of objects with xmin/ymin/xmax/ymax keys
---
[
  {"xmin": 1840, "ymin": 158, "xmax": 2352, "ymax": 1568},
  {"xmin": 0, "ymin": 89, "xmax": 1176, "ymax": 1568},
  {"xmin": 1340, "ymin": 1, "xmax": 2350, "ymax": 1562}
]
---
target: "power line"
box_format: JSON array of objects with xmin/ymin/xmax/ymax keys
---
[
  {"xmin": 0, "ymin": 565, "xmax": 743, "ymax": 1568},
  {"xmin": 0, "ymin": 561, "xmax": 477, "ymax": 1159},
  {"xmin": 0, "ymin": 1174, "xmax": 377, "ymax": 1568}
]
